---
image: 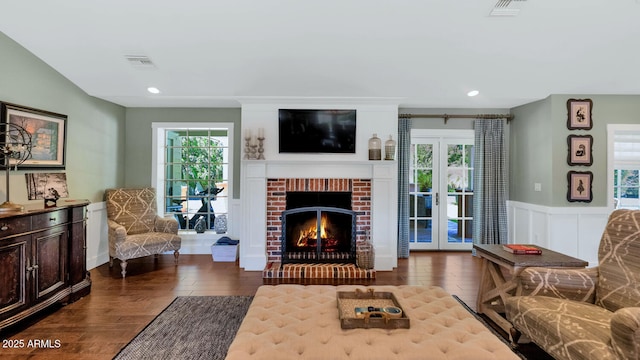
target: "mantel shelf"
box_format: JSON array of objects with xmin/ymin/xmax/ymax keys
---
[{"xmin": 242, "ymin": 160, "xmax": 397, "ymax": 166}]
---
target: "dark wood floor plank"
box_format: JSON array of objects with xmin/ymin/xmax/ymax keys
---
[{"xmin": 1, "ymin": 252, "xmax": 482, "ymax": 360}]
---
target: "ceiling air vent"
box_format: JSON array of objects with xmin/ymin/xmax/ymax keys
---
[
  {"xmin": 490, "ymin": 0, "xmax": 527, "ymax": 17},
  {"xmin": 124, "ymin": 55, "xmax": 156, "ymax": 69}
]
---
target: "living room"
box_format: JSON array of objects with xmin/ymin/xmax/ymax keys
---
[{"xmin": 2, "ymin": 2, "xmax": 640, "ymax": 359}]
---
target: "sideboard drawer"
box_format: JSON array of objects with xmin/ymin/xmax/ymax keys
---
[
  {"xmin": 0, "ymin": 217, "xmax": 31, "ymax": 238},
  {"xmin": 32, "ymin": 210, "xmax": 68, "ymax": 230}
]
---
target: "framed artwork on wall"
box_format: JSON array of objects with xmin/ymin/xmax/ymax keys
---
[
  {"xmin": 567, "ymin": 135, "xmax": 593, "ymax": 166},
  {"xmin": 25, "ymin": 172, "xmax": 69, "ymax": 200},
  {"xmin": 567, "ymin": 171, "xmax": 593, "ymax": 202},
  {"xmin": 566, "ymin": 98, "xmax": 593, "ymax": 130},
  {"xmin": 1, "ymin": 102, "xmax": 67, "ymax": 169}
]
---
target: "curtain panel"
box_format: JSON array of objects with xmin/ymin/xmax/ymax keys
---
[
  {"xmin": 397, "ymin": 117, "xmax": 411, "ymax": 258},
  {"xmin": 472, "ymin": 119, "xmax": 508, "ymax": 245}
]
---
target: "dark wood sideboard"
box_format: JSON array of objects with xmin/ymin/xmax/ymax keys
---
[{"xmin": 0, "ymin": 200, "xmax": 91, "ymax": 331}]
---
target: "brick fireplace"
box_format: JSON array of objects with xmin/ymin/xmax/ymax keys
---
[
  {"xmin": 240, "ymin": 161, "xmax": 398, "ymax": 272},
  {"xmin": 266, "ymin": 178, "xmax": 371, "ymax": 263}
]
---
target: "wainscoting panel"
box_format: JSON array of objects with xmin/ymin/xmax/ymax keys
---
[
  {"xmin": 507, "ymin": 201, "xmax": 611, "ymax": 266},
  {"xmin": 512, "ymin": 207, "xmax": 533, "ymax": 246},
  {"xmin": 86, "ymin": 202, "xmax": 109, "ymax": 270},
  {"xmin": 577, "ymin": 213, "xmax": 609, "ymax": 264},
  {"xmin": 548, "ymin": 214, "xmax": 579, "ymax": 258}
]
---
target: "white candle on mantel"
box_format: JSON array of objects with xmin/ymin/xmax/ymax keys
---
[
  {"xmin": 258, "ymin": 128, "xmax": 264, "ymax": 138},
  {"xmin": 244, "ymin": 129, "xmax": 251, "ymax": 139}
]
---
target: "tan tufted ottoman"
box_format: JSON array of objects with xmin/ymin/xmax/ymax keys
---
[{"xmin": 225, "ymin": 285, "xmax": 519, "ymax": 360}]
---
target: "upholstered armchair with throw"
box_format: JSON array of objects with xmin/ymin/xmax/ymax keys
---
[
  {"xmin": 505, "ymin": 209, "xmax": 640, "ymax": 360},
  {"xmin": 105, "ymin": 187, "xmax": 181, "ymax": 277}
]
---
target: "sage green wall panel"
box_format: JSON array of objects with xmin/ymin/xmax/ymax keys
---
[
  {"xmin": 124, "ymin": 108, "xmax": 242, "ymax": 198},
  {"xmin": 0, "ymin": 32, "xmax": 125, "ymax": 204},
  {"xmin": 511, "ymin": 94, "xmax": 640, "ymax": 207},
  {"xmin": 509, "ymin": 98, "xmax": 553, "ymax": 205}
]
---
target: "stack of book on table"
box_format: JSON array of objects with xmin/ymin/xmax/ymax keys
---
[{"xmin": 502, "ymin": 244, "xmax": 542, "ymax": 255}]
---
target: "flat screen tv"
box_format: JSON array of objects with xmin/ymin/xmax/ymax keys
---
[{"xmin": 278, "ymin": 109, "xmax": 356, "ymax": 153}]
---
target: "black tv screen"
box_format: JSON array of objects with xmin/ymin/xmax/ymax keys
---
[{"xmin": 278, "ymin": 109, "xmax": 356, "ymax": 153}]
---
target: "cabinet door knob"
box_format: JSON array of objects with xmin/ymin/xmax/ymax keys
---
[{"xmin": 0, "ymin": 224, "xmax": 8, "ymax": 231}]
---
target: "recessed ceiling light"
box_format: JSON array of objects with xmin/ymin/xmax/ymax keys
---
[
  {"xmin": 147, "ymin": 87, "xmax": 160, "ymax": 94},
  {"xmin": 467, "ymin": 90, "xmax": 479, "ymax": 97}
]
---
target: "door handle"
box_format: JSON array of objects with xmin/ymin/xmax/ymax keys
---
[
  {"xmin": 435, "ymin": 193, "xmax": 439, "ymax": 206},
  {"xmin": 26, "ymin": 259, "xmax": 34, "ymax": 280}
]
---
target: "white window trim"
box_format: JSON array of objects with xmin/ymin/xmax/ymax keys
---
[
  {"xmin": 607, "ymin": 124, "xmax": 640, "ymax": 209},
  {"xmin": 152, "ymin": 122, "xmax": 234, "ymax": 217},
  {"xmin": 408, "ymin": 129, "xmax": 475, "ymax": 250}
]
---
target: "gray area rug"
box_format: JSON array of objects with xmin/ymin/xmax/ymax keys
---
[
  {"xmin": 114, "ymin": 296, "xmax": 253, "ymax": 360},
  {"xmin": 452, "ymin": 295, "xmax": 552, "ymax": 360}
]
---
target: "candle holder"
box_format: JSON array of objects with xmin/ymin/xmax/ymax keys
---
[
  {"xmin": 244, "ymin": 135, "xmax": 253, "ymax": 159},
  {"xmin": 250, "ymin": 143, "xmax": 258, "ymax": 159},
  {"xmin": 257, "ymin": 137, "xmax": 265, "ymax": 160}
]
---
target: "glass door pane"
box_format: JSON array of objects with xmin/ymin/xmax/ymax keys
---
[
  {"xmin": 409, "ymin": 142, "xmax": 437, "ymax": 249},
  {"xmin": 442, "ymin": 142, "xmax": 474, "ymax": 249}
]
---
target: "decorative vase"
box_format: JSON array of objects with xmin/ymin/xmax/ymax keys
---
[
  {"xmin": 214, "ymin": 214, "xmax": 228, "ymax": 234},
  {"xmin": 194, "ymin": 217, "xmax": 206, "ymax": 233},
  {"xmin": 368, "ymin": 134, "xmax": 381, "ymax": 160},
  {"xmin": 385, "ymin": 135, "xmax": 396, "ymax": 160}
]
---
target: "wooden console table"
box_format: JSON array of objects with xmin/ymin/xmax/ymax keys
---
[
  {"xmin": 474, "ymin": 243, "xmax": 588, "ymax": 335},
  {"xmin": 0, "ymin": 200, "xmax": 91, "ymax": 331}
]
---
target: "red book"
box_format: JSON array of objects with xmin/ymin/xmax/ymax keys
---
[{"xmin": 502, "ymin": 244, "xmax": 542, "ymax": 255}]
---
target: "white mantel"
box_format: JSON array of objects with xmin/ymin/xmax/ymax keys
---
[
  {"xmin": 240, "ymin": 160, "xmax": 398, "ymax": 271},
  {"xmin": 239, "ymin": 99, "xmax": 399, "ymax": 271}
]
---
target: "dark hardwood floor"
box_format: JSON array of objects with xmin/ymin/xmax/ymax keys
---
[{"xmin": 1, "ymin": 252, "xmax": 487, "ymax": 360}]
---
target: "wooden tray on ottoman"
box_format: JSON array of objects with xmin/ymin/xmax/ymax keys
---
[{"xmin": 337, "ymin": 288, "xmax": 410, "ymax": 329}]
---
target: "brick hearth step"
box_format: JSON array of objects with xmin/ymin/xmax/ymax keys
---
[{"xmin": 262, "ymin": 262, "xmax": 376, "ymax": 279}]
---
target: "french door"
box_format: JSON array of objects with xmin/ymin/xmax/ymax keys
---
[{"xmin": 409, "ymin": 130, "xmax": 474, "ymax": 250}]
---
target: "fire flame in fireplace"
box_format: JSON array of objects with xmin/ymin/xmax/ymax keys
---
[{"xmin": 296, "ymin": 213, "xmax": 338, "ymax": 248}]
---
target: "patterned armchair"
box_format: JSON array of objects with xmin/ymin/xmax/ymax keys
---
[
  {"xmin": 505, "ymin": 209, "xmax": 640, "ymax": 360},
  {"xmin": 105, "ymin": 187, "xmax": 181, "ymax": 277}
]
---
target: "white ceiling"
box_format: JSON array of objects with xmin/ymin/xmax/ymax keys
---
[{"xmin": 1, "ymin": 0, "xmax": 639, "ymax": 109}]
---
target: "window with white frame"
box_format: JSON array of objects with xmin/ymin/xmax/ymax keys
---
[
  {"xmin": 612, "ymin": 130, "xmax": 640, "ymax": 209},
  {"xmin": 614, "ymin": 169, "xmax": 639, "ymax": 209},
  {"xmin": 153, "ymin": 123, "xmax": 233, "ymax": 232}
]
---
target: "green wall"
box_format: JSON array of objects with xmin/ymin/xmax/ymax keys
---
[
  {"xmin": 124, "ymin": 108, "xmax": 242, "ymax": 198},
  {"xmin": 510, "ymin": 94, "xmax": 640, "ymax": 207},
  {"xmin": 509, "ymin": 98, "xmax": 553, "ymax": 205},
  {"xmin": 0, "ymin": 32, "xmax": 125, "ymax": 204}
]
